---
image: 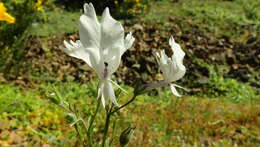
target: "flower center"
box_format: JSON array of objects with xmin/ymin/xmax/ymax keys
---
[{"xmin": 103, "ymin": 62, "xmax": 108, "ymax": 79}]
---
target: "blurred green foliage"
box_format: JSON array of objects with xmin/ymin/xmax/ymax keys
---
[
  {"xmin": 55, "ymin": 0, "xmax": 151, "ymax": 18},
  {"xmin": 30, "ymin": 10, "xmax": 80, "ymax": 36},
  {"xmin": 188, "ymin": 55, "xmax": 259, "ymax": 101},
  {"xmin": 0, "ymin": 0, "xmax": 38, "ymax": 73},
  {"xmin": 112, "ymin": 0, "xmax": 151, "ymax": 18},
  {"xmin": 205, "ymin": 65, "xmax": 257, "ymax": 102},
  {"xmin": 143, "ymin": 0, "xmax": 260, "ymax": 40}
]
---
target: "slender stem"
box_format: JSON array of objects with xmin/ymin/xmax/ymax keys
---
[
  {"xmin": 101, "ymin": 104, "xmax": 113, "ymax": 147},
  {"xmin": 80, "ymin": 119, "xmax": 89, "ymax": 146},
  {"xmin": 101, "ymin": 114, "xmax": 110, "ymax": 147},
  {"xmin": 143, "ymin": 81, "xmax": 169, "ymax": 91},
  {"xmin": 74, "ymin": 122, "xmax": 86, "ymax": 146},
  {"xmin": 73, "ymin": 105, "xmax": 89, "ymax": 147},
  {"xmin": 87, "ymin": 97, "xmax": 101, "ymax": 146},
  {"xmin": 100, "ymin": 91, "xmax": 138, "ymax": 146},
  {"xmin": 111, "ymin": 94, "xmax": 137, "ymax": 115},
  {"xmin": 109, "ymin": 118, "xmax": 118, "ymax": 146}
]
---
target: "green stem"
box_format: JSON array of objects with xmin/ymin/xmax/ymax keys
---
[
  {"xmin": 100, "ymin": 94, "xmax": 138, "ymax": 146},
  {"xmin": 81, "ymin": 119, "xmax": 89, "ymax": 146},
  {"xmin": 109, "ymin": 118, "xmax": 117, "ymax": 146},
  {"xmin": 101, "ymin": 104, "xmax": 113, "ymax": 147},
  {"xmin": 74, "ymin": 123, "xmax": 86, "ymax": 146},
  {"xmin": 111, "ymin": 94, "xmax": 137, "ymax": 115},
  {"xmin": 87, "ymin": 97, "xmax": 101, "ymax": 146}
]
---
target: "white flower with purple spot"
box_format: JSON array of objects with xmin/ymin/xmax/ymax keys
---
[{"xmin": 62, "ymin": 3, "xmax": 135, "ymax": 107}]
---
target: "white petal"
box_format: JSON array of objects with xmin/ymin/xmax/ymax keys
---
[
  {"xmin": 103, "ymin": 80, "xmax": 119, "ymax": 106},
  {"xmin": 104, "ymin": 48, "xmax": 121, "ymax": 76},
  {"xmin": 63, "ymin": 40, "xmax": 93, "ymax": 68},
  {"xmin": 100, "ymin": 8, "xmax": 124, "ymax": 50},
  {"xmin": 78, "ymin": 3, "xmax": 105, "ymax": 77},
  {"xmin": 124, "ymin": 32, "xmax": 135, "ymax": 50},
  {"xmin": 172, "ymin": 83, "xmax": 189, "ymax": 92},
  {"xmin": 100, "ymin": 8, "xmax": 125, "ymax": 75},
  {"xmin": 97, "ymin": 81, "xmax": 103, "ymax": 99},
  {"xmin": 80, "ymin": 3, "xmax": 100, "ymax": 49},
  {"xmin": 64, "ymin": 4, "xmax": 131, "ymax": 82},
  {"xmin": 77, "ymin": 5, "xmax": 132, "ymax": 78},
  {"xmin": 157, "ymin": 50, "xmax": 172, "ymax": 81},
  {"xmin": 109, "ymin": 79, "xmax": 128, "ymax": 93},
  {"xmin": 101, "ymin": 95, "xmax": 106, "ymax": 108},
  {"xmin": 169, "ymin": 38, "xmax": 186, "ymax": 81},
  {"xmin": 168, "ymin": 36, "xmax": 186, "ymax": 81},
  {"xmin": 170, "ymin": 84, "xmax": 181, "ymax": 97},
  {"xmin": 159, "ymin": 50, "xmax": 168, "ymax": 64},
  {"xmin": 169, "ymin": 62, "xmax": 186, "ymax": 82},
  {"xmin": 98, "ymin": 82, "xmax": 106, "ymax": 107},
  {"xmin": 169, "ymin": 36, "xmax": 185, "ymax": 67}
]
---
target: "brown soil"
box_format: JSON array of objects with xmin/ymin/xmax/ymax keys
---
[{"xmin": 1, "ymin": 18, "xmax": 259, "ymax": 89}]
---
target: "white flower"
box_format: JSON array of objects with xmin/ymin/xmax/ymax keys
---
[
  {"xmin": 62, "ymin": 3, "xmax": 135, "ymax": 107},
  {"xmin": 155, "ymin": 36, "xmax": 186, "ymax": 96}
]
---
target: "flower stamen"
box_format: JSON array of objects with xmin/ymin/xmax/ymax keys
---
[{"xmin": 103, "ymin": 62, "xmax": 108, "ymax": 79}]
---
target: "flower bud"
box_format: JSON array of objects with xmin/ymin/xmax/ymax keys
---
[
  {"xmin": 119, "ymin": 126, "xmax": 135, "ymax": 146},
  {"xmin": 64, "ymin": 113, "xmax": 76, "ymax": 124}
]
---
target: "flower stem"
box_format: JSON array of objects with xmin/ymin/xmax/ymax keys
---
[
  {"xmin": 111, "ymin": 94, "xmax": 137, "ymax": 115},
  {"xmin": 101, "ymin": 104, "xmax": 113, "ymax": 147},
  {"xmin": 74, "ymin": 123, "xmax": 84, "ymax": 146},
  {"xmin": 101, "ymin": 93, "xmax": 138, "ymax": 146},
  {"xmin": 87, "ymin": 97, "xmax": 101, "ymax": 146}
]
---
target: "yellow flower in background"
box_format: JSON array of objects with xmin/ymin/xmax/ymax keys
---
[
  {"xmin": 33, "ymin": 0, "xmax": 44, "ymax": 11},
  {"xmin": 135, "ymin": 2, "xmax": 142, "ymax": 8},
  {"xmin": 115, "ymin": 0, "xmax": 118, "ymax": 5},
  {"xmin": 0, "ymin": 2, "xmax": 15, "ymax": 23}
]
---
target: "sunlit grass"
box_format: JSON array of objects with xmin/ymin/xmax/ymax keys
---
[
  {"xmin": 30, "ymin": 9, "xmax": 80, "ymax": 36},
  {"xmin": 141, "ymin": 0, "xmax": 259, "ymax": 41},
  {"xmin": 0, "ymin": 82, "xmax": 259, "ymax": 146}
]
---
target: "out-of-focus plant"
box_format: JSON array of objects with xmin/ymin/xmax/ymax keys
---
[
  {"xmin": 206, "ymin": 65, "xmax": 256, "ymax": 101},
  {"xmin": 189, "ymin": 56, "xmax": 257, "ymax": 100},
  {"xmin": 33, "ymin": 0, "xmax": 44, "ymax": 11},
  {"xmin": 0, "ymin": 0, "xmax": 38, "ymax": 74},
  {"xmin": 33, "ymin": 0, "xmax": 57, "ymax": 11},
  {"xmin": 112, "ymin": 0, "xmax": 150, "ymax": 18},
  {"xmin": 0, "ymin": 2, "xmax": 15, "ymax": 23},
  {"xmin": 55, "ymin": 0, "xmax": 150, "ymax": 18},
  {"xmin": 241, "ymin": 0, "xmax": 260, "ymax": 21}
]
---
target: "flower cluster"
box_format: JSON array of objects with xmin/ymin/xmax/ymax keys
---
[
  {"xmin": 61, "ymin": 3, "xmax": 186, "ymax": 107},
  {"xmin": 33, "ymin": 0, "xmax": 44, "ymax": 11},
  {"xmin": 114, "ymin": 0, "xmax": 149, "ymax": 17},
  {"xmin": 125, "ymin": 0, "xmax": 148, "ymax": 14},
  {"xmin": 32, "ymin": 0, "xmax": 56, "ymax": 12},
  {"xmin": 0, "ymin": 2, "xmax": 15, "ymax": 24}
]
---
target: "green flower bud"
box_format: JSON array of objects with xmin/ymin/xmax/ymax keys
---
[
  {"xmin": 119, "ymin": 126, "xmax": 135, "ymax": 147},
  {"xmin": 64, "ymin": 113, "xmax": 75, "ymax": 124}
]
